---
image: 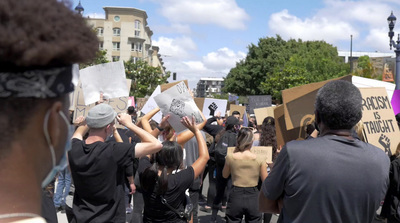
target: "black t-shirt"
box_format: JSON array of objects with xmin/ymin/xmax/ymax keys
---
[
  {"xmin": 138, "ymin": 157, "xmax": 194, "ymax": 223},
  {"xmin": 69, "ymin": 138, "xmax": 135, "ymax": 223},
  {"xmin": 262, "ymin": 135, "xmax": 390, "ymax": 223}
]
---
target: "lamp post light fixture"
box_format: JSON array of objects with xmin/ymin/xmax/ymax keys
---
[{"xmin": 387, "ymin": 11, "xmax": 400, "ymax": 89}]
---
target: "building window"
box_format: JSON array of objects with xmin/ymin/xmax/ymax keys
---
[
  {"xmin": 113, "ymin": 42, "xmax": 120, "ymax": 51},
  {"xmin": 113, "ymin": 28, "xmax": 120, "ymax": 36},
  {"xmin": 97, "ymin": 27, "xmax": 103, "ymax": 36},
  {"xmin": 112, "ymin": 56, "xmax": 120, "ymax": 62},
  {"xmin": 131, "ymin": 42, "xmax": 142, "ymax": 52},
  {"xmin": 135, "ymin": 20, "xmax": 141, "ymax": 30},
  {"xmin": 99, "ymin": 42, "xmax": 103, "ymax": 50},
  {"xmin": 135, "ymin": 30, "xmax": 140, "ymax": 37}
]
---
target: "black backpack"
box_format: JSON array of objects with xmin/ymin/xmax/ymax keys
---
[{"xmin": 214, "ymin": 130, "xmax": 237, "ymax": 167}]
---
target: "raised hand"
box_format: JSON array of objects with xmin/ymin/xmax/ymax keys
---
[
  {"xmin": 117, "ymin": 113, "xmax": 132, "ymax": 127},
  {"xmin": 208, "ymin": 102, "xmax": 218, "ymax": 116},
  {"xmin": 181, "ymin": 116, "xmax": 198, "ymax": 133}
]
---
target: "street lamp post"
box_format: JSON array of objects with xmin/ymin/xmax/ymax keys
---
[{"xmin": 387, "ymin": 11, "xmax": 400, "ymax": 90}]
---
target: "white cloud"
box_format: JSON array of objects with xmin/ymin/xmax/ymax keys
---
[
  {"xmin": 153, "ymin": 36, "xmax": 197, "ymax": 60},
  {"xmin": 157, "ymin": 0, "xmax": 249, "ymax": 30},
  {"xmin": 268, "ymin": 1, "xmax": 400, "ymax": 52},
  {"xmin": 269, "ymin": 9, "xmax": 358, "ymax": 43},
  {"xmin": 203, "ymin": 47, "xmax": 246, "ymax": 73},
  {"xmin": 364, "ymin": 28, "xmax": 392, "ymax": 52}
]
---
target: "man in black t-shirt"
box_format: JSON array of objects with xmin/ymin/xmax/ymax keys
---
[
  {"xmin": 69, "ymin": 104, "xmax": 162, "ymax": 222},
  {"xmin": 259, "ymin": 80, "xmax": 390, "ymax": 223}
]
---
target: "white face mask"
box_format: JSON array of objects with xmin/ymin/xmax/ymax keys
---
[{"xmin": 41, "ymin": 110, "xmax": 74, "ymax": 188}]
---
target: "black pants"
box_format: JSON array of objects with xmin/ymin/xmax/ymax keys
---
[
  {"xmin": 226, "ymin": 186, "xmax": 262, "ymax": 223},
  {"xmin": 189, "ymin": 189, "xmax": 200, "ymax": 223},
  {"xmin": 211, "ymin": 163, "xmax": 232, "ymax": 221},
  {"xmin": 206, "ymin": 160, "xmax": 217, "ymax": 207}
]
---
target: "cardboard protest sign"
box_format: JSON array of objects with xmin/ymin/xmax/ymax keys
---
[
  {"xmin": 359, "ymin": 87, "xmax": 400, "ymax": 155},
  {"xmin": 202, "ymin": 98, "xmax": 228, "ymax": 119},
  {"xmin": 160, "ymin": 80, "xmax": 189, "ymax": 92},
  {"xmin": 154, "ymin": 81, "xmax": 204, "ymax": 133},
  {"xmin": 194, "ymin": 98, "xmax": 205, "ymax": 111},
  {"xmin": 227, "ymin": 146, "xmax": 273, "ymax": 163},
  {"xmin": 392, "ymin": 89, "xmax": 400, "ymax": 115},
  {"xmin": 229, "ymin": 104, "xmax": 246, "ymax": 119},
  {"xmin": 79, "ymin": 61, "xmax": 129, "ymax": 105},
  {"xmin": 282, "ymin": 75, "xmax": 352, "ymax": 130},
  {"xmin": 274, "ymin": 105, "xmax": 312, "ymax": 147},
  {"xmin": 135, "ymin": 98, "xmax": 148, "ymax": 112},
  {"xmin": 141, "ymin": 86, "xmax": 162, "ymax": 123},
  {"xmin": 254, "ymin": 107, "xmax": 275, "ymax": 124},
  {"xmin": 248, "ymin": 95, "xmax": 272, "ymax": 114}
]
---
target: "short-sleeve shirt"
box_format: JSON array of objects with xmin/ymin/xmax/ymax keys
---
[
  {"xmin": 262, "ymin": 135, "xmax": 390, "ymax": 223},
  {"xmin": 138, "ymin": 157, "xmax": 194, "ymax": 223},
  {"xmin": 225, "ymin": 152, "xmax": 263, "ymax": 187},
  {"xmin": 69, "ymin": 138, "xmax": 135, "ymax": 223}
]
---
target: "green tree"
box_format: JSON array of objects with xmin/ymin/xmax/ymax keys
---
[
  {"xmin": 79, "ymin": 50, "xmax": 110, "ymax": 69},
  {"xmin": 125, "ymin": 59, "xmax": 170, "ymax": 97},
  {"xmin": 353, "ymin": 55, "xmax": 375, "ymax": 78},
  {"xmin": 224, "ymin": 35, "xmax": 349, "ymax": 102}
]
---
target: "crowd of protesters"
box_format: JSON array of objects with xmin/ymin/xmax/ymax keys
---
[{"xmin": 1, "ymin": 1, "xmax": 400, "ymax": 223}]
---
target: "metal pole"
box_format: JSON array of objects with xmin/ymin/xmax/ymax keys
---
[
  {"xmin": 395, "ymin": 44, "xmax": 400, "ymax": 90},
  {"xmin": 350, "ymin": 35, "xmax": 353, "ymax": 73}
]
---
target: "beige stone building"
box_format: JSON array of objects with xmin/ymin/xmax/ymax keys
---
[{"xmin": 85, "ymin": 7, "xmax": 166, "ymax": 74}]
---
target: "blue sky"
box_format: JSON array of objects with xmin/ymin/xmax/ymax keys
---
[{"xmin": 70, "ymin": 0, "xmax": 400, "ymax": 89}]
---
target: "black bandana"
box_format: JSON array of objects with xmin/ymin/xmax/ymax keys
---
[{"xmin": 0, "ymin": 66, "xmax": 74, "ymax": 98}]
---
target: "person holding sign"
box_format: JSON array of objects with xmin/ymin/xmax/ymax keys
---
[
  {"xmin": 259, "ymin": 80, "xmax": 390, "ymax": 223},
  {"xmin": 0, "ymin": 0, "xmax": 98, "ymax": 222},
  {"xmin": 139, "ymin": 116, "xmax": 209, "ymax": 222},
  {"xmin": 68, "ymin": 104, "xmax": 162, "ymax": 223},
  {"xmin": 222, "ymin": 128, "xmax": 268, "ymax": 223}
]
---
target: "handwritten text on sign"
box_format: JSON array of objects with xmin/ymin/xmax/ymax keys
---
[{"xmin": 360, "ymin": 88, "xmax": 400, "ymax": 156}]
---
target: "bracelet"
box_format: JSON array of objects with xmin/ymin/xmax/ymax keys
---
[{"xmin": 156, "ymin": 126, "xmax": 164, "ymax": 132}]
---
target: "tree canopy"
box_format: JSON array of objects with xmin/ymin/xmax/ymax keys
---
[
  {"xmin": 125, "ymin": 59, "xmax": 170, "ymax": 97},
  {"xmin": 224, "ymin": 35, "xmax": 349, "ymax": 102}
]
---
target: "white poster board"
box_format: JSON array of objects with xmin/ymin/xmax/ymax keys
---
[
  {"xmin": 202, "ymin": 98, "xmax": 228, "ymax": 119},
  {"xmin": 141, "ymin": 85, "xmax": 162, "ymax": 123},
  {"xmin": 154, "ymin": 81, "xmax": 204, "ymax": 133},
  {"xmin": 80, "ymin": 61, "xmax": 129, "ymax": 105}
]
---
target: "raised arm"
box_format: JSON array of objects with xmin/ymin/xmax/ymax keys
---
[
  {"xmin": 141, "ymin": 107, "xmax": 160, "ymax": 133},
  {"xmin": 181, "ymin": 116, "xmax": 209, "ymax": 179},
  {"xmin": 72, "ymin": 116, "xmax": 89, "ymax": 140},
  {"xmin": 177, "ymin": 111, "xmax": 207, "ymax": 147},
  {"xmin": 117, "ymin": 113, "xmax": 162, "ymax": 158},
  {"xmin": 113, "ymin": 126, "xmax": 123, "ymax": 143}
]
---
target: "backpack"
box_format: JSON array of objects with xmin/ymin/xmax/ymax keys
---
[{"xmin": 214, "ymin": 130, "xmax": 237, "ymax": 167}]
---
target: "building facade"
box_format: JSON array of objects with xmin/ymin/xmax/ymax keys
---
[
  {"xmin": 85, "ymin": 7, "xmax": 165, "ymax": 74},
  {"xmin": 196, "ymin": 77, "xmax": 225, "ymax": 98}
]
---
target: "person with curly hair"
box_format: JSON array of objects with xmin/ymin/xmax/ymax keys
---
[
  {"xmin": 259, "ymin": 80, "xmax": 390, "ymax": 223},
  {"xmin": 0, "ymin": 0, "xmax": 98, "ymax": 221}
]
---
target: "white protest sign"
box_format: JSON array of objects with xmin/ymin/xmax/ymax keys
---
[
  {"xmin": 80, "ymin": 61, "xmax": 129, "ymax": 105},
  {"xmin": 154, "ymin": 81, "xmax": 204, "ymax": 133},
  {"xmin": 359, "ymin": 87, "xmax": 400, "ymax": 156},
  {"xmin": 141, "ymin": 85, "xmax": 162, "ymax": 123},
  {"xmin": 202, "ymin": 98, "xmax": 228, "ymax": 119}
]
